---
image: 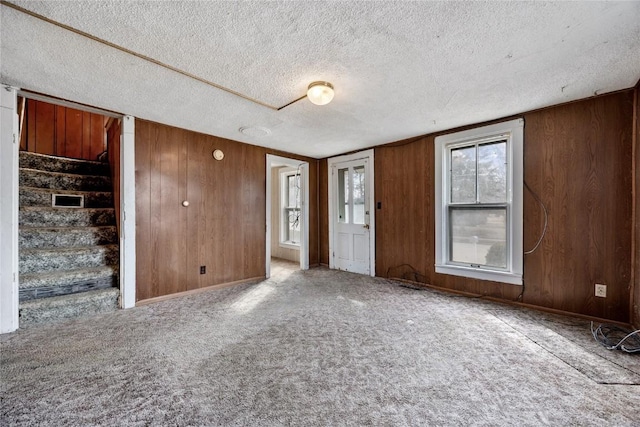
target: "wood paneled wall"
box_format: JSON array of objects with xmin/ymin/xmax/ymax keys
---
[
  {"xmin": 23, "ymin": 99, "xmax": 107, "ymax": 161},
  {"xmin": 107, "ymin": 119, "xmax": 121, "ymax": 234},
  {"xmin": 633, "ymin": 82, "xmax": 640, "ymax": 328},
  {"xmin": 135, "ymin": 120, "xmax": 319, "ymax": 301},
  {"xmin": 373, "ymin": 91, "xmax": 634, "ymax": 323}
]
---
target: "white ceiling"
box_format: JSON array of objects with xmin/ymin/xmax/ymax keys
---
[{"xmin": 2, "ymin": 1, "xmax": 639, "ymax": 159}]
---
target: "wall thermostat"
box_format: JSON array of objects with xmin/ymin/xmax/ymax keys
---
[{"xmin": 213, "ymin": 149, "xmax": 224, "ymax": 160}]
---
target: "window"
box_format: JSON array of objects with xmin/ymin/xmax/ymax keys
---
[
  {"xmin": 280, "ymin": 168, "xmax": 301, "ymax": 247},
  {"xmin": 434, "ymin": 119, "xmax": 523, "ymax": 285},
  {"xmin": 337, "ymin": 165, "xmax": 366, "ymax": 225}
]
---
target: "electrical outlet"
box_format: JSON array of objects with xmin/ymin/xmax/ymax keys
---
[
  {"xmin": 200, "ymin": 266, "xmax": 206, "ymax": 274},
  {"xmin": 595, "ymin": 283, "xmax": 607, "ymax": 298}
]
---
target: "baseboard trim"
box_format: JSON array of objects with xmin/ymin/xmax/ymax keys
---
[
  {"xmin": 388, "ymin": 277, "xmax": 633, "ymax": 328},
  {"xmin": 135, "ymin": 276, "xmax": 265, "ymax": 307}
]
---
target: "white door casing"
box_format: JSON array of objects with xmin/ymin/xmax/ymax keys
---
[
  {"xmin": 265, "ymin": 154, "xmax": 310, "ymax": 278},
  {"xmin": 328, "ymin": 150, "xmax": 375, "ymax": 276},
  {"xmin": 0, "ymin": 85, "xmax": 19, "ymax": 334}
]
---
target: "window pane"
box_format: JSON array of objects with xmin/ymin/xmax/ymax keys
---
[
  {"xmin": 287, "ymin": 174, "xmax": 300, "ymax": 208},
  {"xmin": 478, "ymin": 141, "xmax": 507, "ymax": 203},
  {"xmin": 353, "ymin": 166, "xmax": 365, "ymax": 224},
  {"xmin": 451, "ymin": 146, "xmax": 476, "ymax": 203},
  {"xmin": 450, "ymin": 208, "xmax": 507, "ymax": 268},
  {"xmin": 338, "ymin": 168, "xmax": 349, "ymax": 223},
  {"xmin": 285, "ymin": 208, "xmax": 301, "ymax": 243}
]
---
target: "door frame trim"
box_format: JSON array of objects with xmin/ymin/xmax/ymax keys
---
[
  {"xmin": 327, "ymin": 149, "xmax": 375, "ymax": 277},
  {"xmin": 265, "ymin": 154, "xmax": 310, "ymax": 278},
  {"xmin": 0, "ymin": 85, "xmax": 20, "ymax": 333}
]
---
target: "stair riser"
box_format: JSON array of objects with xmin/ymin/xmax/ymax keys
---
[
  {"xmin": 19, "ymin": 152, "xmax": 110, "ymax": 176},
  {"xmin": 20, "ymin": 169, "xmax": 111, "ymax": 192},
  {"xmin": 20, "ymin": 209, "xmax": 115, "ymax": 227},
  {"xmin": 20, "ymin": 227, "xmax": 117, "ymax": 249},
  {"xmin": 20, "ymin": 247, "xmax": 119, "ymax": 274},
  {"xmin": 19, "ymin": 288, "xmax": 119, "ymax": 324},
  {"xmin": 20, "ymin": 188, "xmax": 113, "ymax": 208},
  {"xmin": 20, "ymin": 276, "xmax": 117, "ymax": 301}
]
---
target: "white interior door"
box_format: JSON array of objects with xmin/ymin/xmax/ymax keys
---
[{"xmin": 332, "ymin": 158, "xmax": 371, "ymax": 274}]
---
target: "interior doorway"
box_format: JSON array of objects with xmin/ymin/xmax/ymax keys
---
[{"xmin": 265, "ymin": 155, "xmax": 310, "ymax": 278}]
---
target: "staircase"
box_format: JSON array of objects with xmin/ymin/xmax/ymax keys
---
[{"xmin": 18, "ymin": 151, "xmax": 120, "ymax": 324}]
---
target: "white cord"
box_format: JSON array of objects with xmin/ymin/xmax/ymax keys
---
[{"xmin": 524, "ymin": 181, "xmax": 548, "ymax": 255}]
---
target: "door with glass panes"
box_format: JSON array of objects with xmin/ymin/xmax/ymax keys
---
[{"xmin": 332, "ymin": 158, "xmax": 370, "ymax": 274}]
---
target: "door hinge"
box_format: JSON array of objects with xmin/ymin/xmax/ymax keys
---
[{"xmin": 13, "ymin": 133, "xmax": 17, "ymax": 144}]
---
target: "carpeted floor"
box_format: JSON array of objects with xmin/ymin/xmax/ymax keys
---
[{"xmin": 1, "ymin": 264, "xmax": 639, "ymax": 426}]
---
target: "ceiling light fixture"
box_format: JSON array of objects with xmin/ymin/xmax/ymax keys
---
[{"xmin": 307, "ymin": 81, "xmax": 335, "ymax": 106}]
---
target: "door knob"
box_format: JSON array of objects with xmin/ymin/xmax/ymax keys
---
[
  {"xmin": 182, "ymin": 201, "xmax": 189, "ymax": 207},
  {"xmin": 363, "ymin": 224, "xmax": 370, "ymax": 229}
]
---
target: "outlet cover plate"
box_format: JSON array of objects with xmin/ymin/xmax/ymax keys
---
[{"xmin": 595, "ymin": 283, "xmax": 607, "ymax": 298}]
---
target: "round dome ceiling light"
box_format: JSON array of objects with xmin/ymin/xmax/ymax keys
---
[{"xmin": 307, "ymin": 81, "xmax": 334, "ymax": 106}]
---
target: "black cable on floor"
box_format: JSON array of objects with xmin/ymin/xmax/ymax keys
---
[{"xmin": 591, "ymin": 322, "xmax": 640, "ymax": 353}]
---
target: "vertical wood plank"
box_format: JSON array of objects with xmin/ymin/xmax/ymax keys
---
[
  {"xmin": 64, "ymin": 107, "xmax": 83, "ymax": 159},
  {"xmin": 633, "ymin": 82, "xmax": 640, "ymax": 327},
  {"xmin": 107, "ymin": 119, "xmax": 121, "ymax": 234},
  {"xmin": 89, "ymin": 113, "xmax": 106, "ymax": 160},
  {"xmin": 135, "ymin": 120, "xmax": 151, "ymax": 301},
  {"xmin": 33, "ymin": 100, "xmax": 56, "ymax": 155}
]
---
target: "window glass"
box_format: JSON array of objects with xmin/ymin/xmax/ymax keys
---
[
  {"xmin": 280, "ymin": 171, "xmax": 301, "ymax": 245},
  {"xmin": 338, "ymin": 168, "xmax": 349, "ymax": 223},
  {"xmin": 353, "ymin": 166, "xmax": 365, "ymax": 224},
  {"xmin": 287, "ymin": 174, "xmax": 299, "ymax": 207},
  {"xmin": 450, "ymin": 208, "xmax": 507, "ymax": 268},
  {"xmin": 450, "ymin": 146, "xmax": 476, "ymax": 203},
  {"xmin": 477, "ymin": 141, "xmax": 507, "ymax": 203}
]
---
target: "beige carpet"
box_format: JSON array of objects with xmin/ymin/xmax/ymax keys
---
[{"xmin": 1, "ymin": 266, "xmax": 639, "ymax": 426}]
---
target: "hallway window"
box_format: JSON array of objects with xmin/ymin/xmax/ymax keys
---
[{"xmin": 280, "ymin": 168, "xmax": 301, "ymax": 247}]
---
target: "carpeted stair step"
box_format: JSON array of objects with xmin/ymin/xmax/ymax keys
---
[
  {"xmin": 19, "ymin": 287, "xmax": 119, "ymax": 324},
  {"xmin": 20, "ymin": 186, "xmax": 113, "ymax": 208},
  {"xmin": 20, "ymin": 226, "xmax": 117, "ymax": 249},
  {"xmin": 19, "ymin": 168, "xmax": 111, "ymax": 192},
  {"xmin": 19, "ymin": 266, "xmax": 118, "ymax": 301},
  {"xmin": 19, "ymin": 151, "xmax": 110, "ymax": 176},
  {"xmin": 19, "ymin": 207, "xmax": 115, "ymax": 227},
  {"xmin": 20, "ymin": 244, "xmax": 119, "ymax": 275}
]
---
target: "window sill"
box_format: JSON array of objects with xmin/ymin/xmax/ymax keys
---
[
  {"xmin": 279, "ymin": 242, "xmax": 300, "ymax": 250},
  {"xmin": 435, "ymin": 264, "xmax": 522, "ymax": 285}
]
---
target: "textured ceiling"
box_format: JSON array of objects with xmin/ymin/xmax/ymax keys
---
[{"xmin": 2, "ymin": 1, "xmax": 640, "ymax": 158}]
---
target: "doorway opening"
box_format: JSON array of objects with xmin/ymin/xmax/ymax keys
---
[{"xmin": 265, "ymin": 155, "xmax": 310, "ymax": 278}]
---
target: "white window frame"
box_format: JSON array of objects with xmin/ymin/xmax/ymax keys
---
[
  {"xmin": 435, "ymin": 118, "xmax": 524, "ymax": 285},
  {"xmin": 279, "ymin": 167, "xmax": 301, "ymax": 249}
]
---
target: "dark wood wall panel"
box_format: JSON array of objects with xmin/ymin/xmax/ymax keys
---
[
  {"xmin": 107, "ymin": 119, "xmax": 122, "ymax": 234},
  {"xmin": 523, "ymin": 92, "xmax": 633, "ymax": 321},
  {"xmin": 135, "ymin": 120, "xmax": 319, "ymax": 302},
  {"xmin": 374, "ymin": 91, "xmax": 634, "ymax": 322},
  {"xmin": 22, "ymin": 99, "xmax": 107, "ymax": 161},
  {"xmin": 634, "ymin": 82, "xmax": 640, "ymax": 328}
]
